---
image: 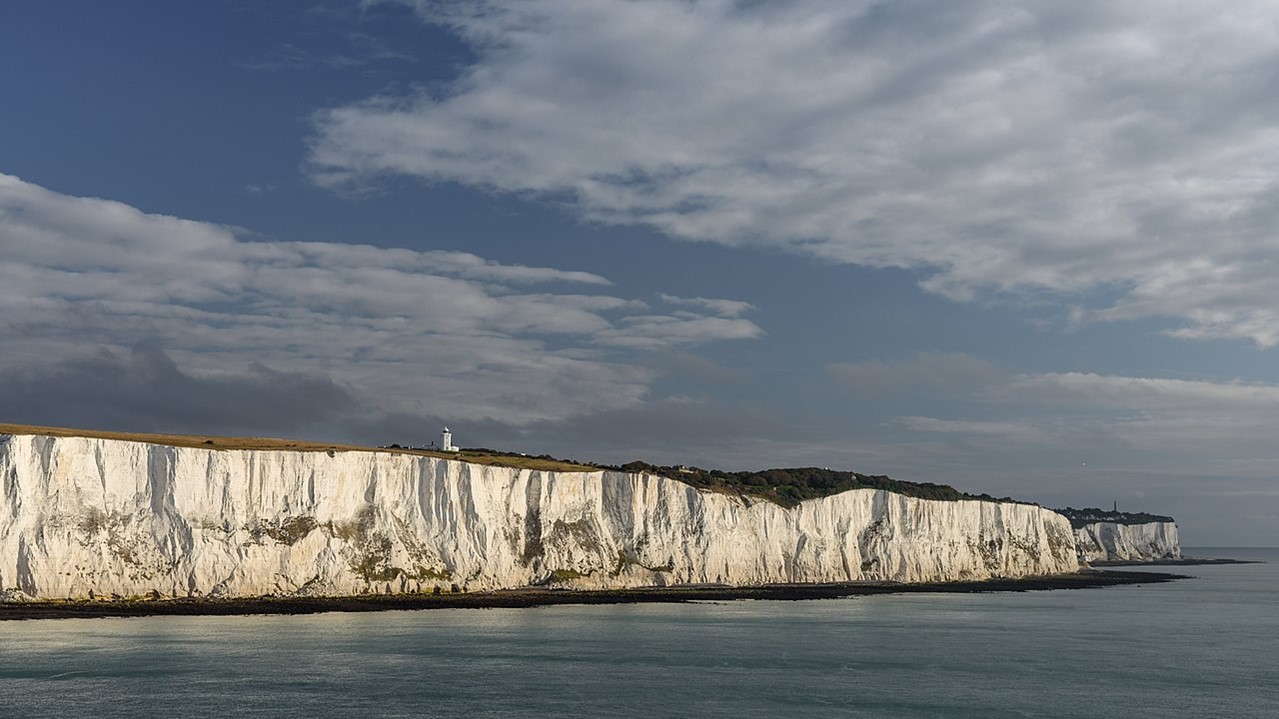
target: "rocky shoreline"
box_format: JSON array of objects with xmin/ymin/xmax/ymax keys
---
[
  {"xmin": 1089, "ymin": 557, "xmax": 1260, "ymax": 567},
  {"xmin": 0, "ymin": 570, "xmax": 1188, "ymax": 621}
]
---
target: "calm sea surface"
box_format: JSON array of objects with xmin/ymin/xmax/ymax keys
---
[{"xmin": 1, "ymin": 548, "xmax": 1275, "ymax": 718}]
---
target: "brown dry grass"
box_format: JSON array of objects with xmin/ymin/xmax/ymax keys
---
[{"xmin": 0, "ymin": 422, "xmax": 597, "ymax": 473}]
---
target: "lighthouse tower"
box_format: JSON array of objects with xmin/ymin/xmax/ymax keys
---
[{"xmin": 441, "ymin": 427, "xmax": 457, "ymax": 452}]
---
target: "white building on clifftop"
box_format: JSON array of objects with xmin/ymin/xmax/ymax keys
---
[{"xmin": 440, "ymin": 427, "xmax": 457, "ymax": 452}]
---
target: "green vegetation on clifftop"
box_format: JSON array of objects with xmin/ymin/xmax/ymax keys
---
[
  {"xmin": 610, "ymin": 462, "xmax": 1026, "ymax": 509},
  {"xmin": 1, "ymin": 422, "xmax": 1029, "ymax": 509},
  {"xmin": 1054, "ymin": 507, "xmax": 1175, "ymax": 529}
]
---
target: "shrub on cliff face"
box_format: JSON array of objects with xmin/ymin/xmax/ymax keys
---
[
  {"xmin": 544, "ymin": 568, "xmax": 589, "ymax": 584},
  {"xmin": 257, "ymin": 516, "xmax": 318, "ymax": 545}
]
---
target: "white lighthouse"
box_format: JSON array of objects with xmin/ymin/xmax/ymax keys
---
[{"xmin": 440, "ymin": 427, "xmax": 457, "ymax": 452}]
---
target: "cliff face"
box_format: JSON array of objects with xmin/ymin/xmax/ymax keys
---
[
  {"xmin": 1074, "ymin": 521, "xmax": 1181, "ymax": 562},
  {"xmin": 0, "ymin": 434, "xmax": 1079, "ymax": 600}
]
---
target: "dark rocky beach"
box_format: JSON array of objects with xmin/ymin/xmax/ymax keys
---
[
  {"xmin": 1089, "ymin": 557, "xmax": 1261, "ymax": 567},
  {"xmin": 0, "ymin": 570, "xmax": 1188, "ymax": 621}
]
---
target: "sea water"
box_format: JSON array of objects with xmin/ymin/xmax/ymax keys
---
[{"xmin": 1, "ymin": 548, "xmax": 1275, "ymax": 718}]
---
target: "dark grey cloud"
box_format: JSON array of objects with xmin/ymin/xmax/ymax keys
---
[{"xmin": 1, "ymin": 345, "xmax": 356, "ymax": 437}]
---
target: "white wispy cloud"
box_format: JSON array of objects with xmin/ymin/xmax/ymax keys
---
[
  {"xmin": 313, "ymin": 0, "xmax": 1279, "ymax": 346},
  {"xmin": 0, "ymin": 172, "xmax": 759, "ymax": 426},
  {"xmin": 1003, "ymin": 372, "xmax": 1279, "ymax": 414},
  {"xmin": 658, "ymin": 294, "xmax": 756, "ymax": 318}
]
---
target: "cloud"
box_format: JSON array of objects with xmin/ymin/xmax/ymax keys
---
[
  {"xmin": 312, "ymin": 0, "xmax": 1279, "ymax": 346},
  {"xmin": 658, "ymin": 294, "xmax": 755, "ymax": 318},
  {"xmin": 1003, "ymin": 372, "xmax": 1279, "ymax": 413},
  {"xmin": 0, "ymin": 345, "xmax": 357, "ymax": 437},
  {"xmin": 996, "ymin": 372, "xmax": 1279, "ymax": 450},
  {"xmin": 827, "ymin": 352, "xmax": 1001, "ymax": 396},
  {"xmin": 894, "ymin": 416, "xmax": 1055, "ymax": 445},
  {"xmin": 898, "ymin": 370, "xmax": 1279, "ymax": 453},
  {"xmin": 0, "ymin": 172, "xmax": 759, "ymax": 429}
]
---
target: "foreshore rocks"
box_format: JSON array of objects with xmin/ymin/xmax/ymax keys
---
[{"xmin": 0, "ymin": 433, "xmax": 1080, "ymax": 600}]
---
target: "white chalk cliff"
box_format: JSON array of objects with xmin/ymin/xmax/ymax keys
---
[
  {"xmin": 1074, "ymin": 521, "xmax": 1181, "ymax": 562},
  {"xmin": 0, "ymin": 433, "xmax": 1080, "ymax": 600}
]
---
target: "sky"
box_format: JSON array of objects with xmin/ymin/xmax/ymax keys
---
[{"xmin": 2, "ymin": 1, "xmax": 1278, "ymax": 545}]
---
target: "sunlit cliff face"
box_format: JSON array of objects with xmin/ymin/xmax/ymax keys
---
[{"xmin": 0, "ymin": 433, "xmax": 1078, "ymax": 600}]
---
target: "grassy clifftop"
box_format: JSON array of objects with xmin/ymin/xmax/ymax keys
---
[
  {"xmin": 0, "ymin": 423, "xmax": 595, "ymax": 473},
  {"xmin": 0, "ymin": 423, "xmax": 1027, "ymax": 505},
  {"xmin": 609, "ymin": 461, "xmax": 1025, "ymax": 509}
]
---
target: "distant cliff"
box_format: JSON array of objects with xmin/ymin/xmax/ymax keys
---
[
  {"xmin": 0, "ymin": 431, "xmax": 1080, "ymax": 600},
  {"xmin": 1056, "ymin": 508, "xmax": 1182, "ymax": 562}
]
